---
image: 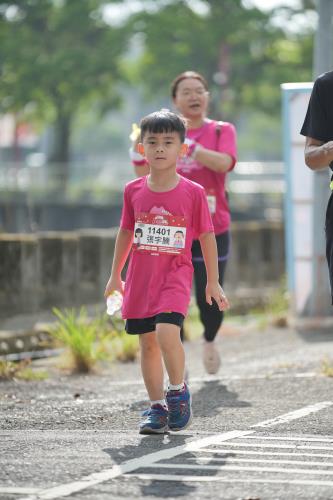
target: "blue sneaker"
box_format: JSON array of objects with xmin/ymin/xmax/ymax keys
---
[
  {"xmin": 166, "ymin": 383, "xmax": 192, "ymax": 431},
  {"xmin": 139, "ymin": 404, "xmax": 168, "ymax": 434}
]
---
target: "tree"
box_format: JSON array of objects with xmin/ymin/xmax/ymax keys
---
[
  {"xmin": 0, "ymin": 0, "xmax": 130, "ymax": 180},
  {"xmin": 128, "ymin": 0, "xmax": 315, "ymax": 122}
]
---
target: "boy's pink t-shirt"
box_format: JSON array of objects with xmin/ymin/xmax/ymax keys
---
[
  {"xmin": 120, "ymin": 175, "xmax": 214, "ymax": 319},
  {"xmin": 177, "ymin": 119, "xmax": 237, "ymax": 235}
]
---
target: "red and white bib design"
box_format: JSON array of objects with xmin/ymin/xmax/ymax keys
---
[{"xmin": 133, "ymin": 212, "xmax": 187, "ymax": 255}]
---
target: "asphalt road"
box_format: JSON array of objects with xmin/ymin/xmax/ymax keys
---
[{"xmin": 1, "ymin": 321, "xmax": 333, "ymax": 500}]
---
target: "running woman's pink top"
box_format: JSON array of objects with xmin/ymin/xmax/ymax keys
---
[
  {"xmin": 120, "ymin": 175, "xmax": 214, "ymax": 319},
  {"xmin": 132, "ymin": 119, "xmax": 237, "ymax": 235},
  {"xmin": 177, "ymin": 119, "xmax": 237, "ymax": 235}
]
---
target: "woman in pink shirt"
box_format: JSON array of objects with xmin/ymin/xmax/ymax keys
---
[{"xmin": 132, "ymin": 71, "xmax": 237, "ymax": 375}]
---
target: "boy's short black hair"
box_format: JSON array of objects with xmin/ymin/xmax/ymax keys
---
[{"xmin": 140, "ymin": 109, "xmax": 186, "ymax": 143}]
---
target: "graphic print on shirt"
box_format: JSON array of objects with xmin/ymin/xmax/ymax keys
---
[{"xmin": 133, "ymin": 206, "xmax": 187, "ymax": 255}]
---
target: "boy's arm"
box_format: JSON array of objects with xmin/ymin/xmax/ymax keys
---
[
  {"xmin": 199, "ymin": 232, "xmax": 230, "ymax": 311},
  {"xmin": 104, "ymin": 228, "xmax": 133, "ymax": 297}
]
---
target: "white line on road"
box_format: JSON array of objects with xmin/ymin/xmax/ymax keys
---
[
  {"xmin": 0, "ymin": 488, "xmax": 41, "ymax": 494},
  {"xmin": 145, "ymin": 462, "xmax": 333, "ymax": 475},
  {"xmin": 16, "ymin": 400, "xmax": 333, "ymax": 499},
  {"xmin": 17, "ymin": 430, "xmax": 252, "ymax": 500},
  {"xmin": 188, "ymin": 457, "xmax": 333, "ymax": 467},
  {"xmin": 125, "ymin": 473, "xmax": 333, "ymax": 487},
  {"xmin": 242, "ymin": 435, "xmax": 333, "ymax": 443},
  {"xmin": 251, "ymin": 401, "xmax": 333, "ymax": 428},
  {"xmin": 205, "ymin": 442, "xmax": 333, "ymax": 451},
  {"xmin": 199, "ymin": 448, "xmax": 333, "ymax": 458},
  {"xmin": 106, "ymin": 372, "xmax": 320, "ymax": 386}
]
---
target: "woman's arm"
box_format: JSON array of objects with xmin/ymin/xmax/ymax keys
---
[{"xmin": 193, "ymin": 146, "xmax": 233, "ymax": 173}]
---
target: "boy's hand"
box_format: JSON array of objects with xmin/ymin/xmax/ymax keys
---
[
  {"xmin": 206, "ymin": 282, "xmax": 230, "ymax": 311},
  {"xmin": 104, "ymin": 276, "xmax": 124, "ymax": 298}
]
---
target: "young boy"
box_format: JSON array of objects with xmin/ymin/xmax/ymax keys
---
[{"xmin": 104, "ymin": 109, "xmax": 229, "ymax": 434}]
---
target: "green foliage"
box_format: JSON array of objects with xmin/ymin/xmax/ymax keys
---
[
  {"xmin": 129, "ymin": 0, "xmax": 314, "ymax": 121},
  {"xmin": 110, "ymin": 332, "xmax": 139, "ymax": 362},
  {"xmin": 0, "ymin": 359, "xmax": 48, "ymax": 381},
  {"xmin": 49, "ymin": 307, "xmax": 113, "ymax": 373},
  {"xmin": 0, "ymin": 0, "xmax": 130, "ymax": 162}
]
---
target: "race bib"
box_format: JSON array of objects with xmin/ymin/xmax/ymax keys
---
[
  {"xmin": 206, "ymin": 188, "xmax": 216, "ymax": 214},
  {"xmin": 133, "ymin": 213, "xmax": 187, "ymax": 255}
]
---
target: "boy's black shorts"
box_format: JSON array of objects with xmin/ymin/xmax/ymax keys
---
[
  {"xmin": 125, "ymin": 312, "xmax": 185, "ymax": 335},
  {"xmin": 325, "ymin": 191, "xmax": 333, "ymax": 305}
]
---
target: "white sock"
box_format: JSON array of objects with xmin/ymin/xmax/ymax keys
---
[
  {"xmin": 151, "ymin": 399, "xmax": 167, "ymax": 408},
  {"xmin": 168, "ymin": 382, "xmax": 185, "ymax": 391}
]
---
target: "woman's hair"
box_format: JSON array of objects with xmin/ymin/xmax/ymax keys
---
[
  {"xmin": 135, "ymin": 228, "xmax": 143, "ymax": 236},
  {"xmin": 140, "ymin": 109, "xmax": 186, "ymax": 143},
  {"xmin": 171, "ymin": 71, "xmax": 208, "ymax": 98}
]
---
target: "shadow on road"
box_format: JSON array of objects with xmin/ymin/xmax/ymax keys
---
[
  {"xmin": 295, "ymin": 325, "xmax": 333, "ymax": 344},
  {"xmin": 192, "ymin": 380, "xmax": 251, "ymax": 417},
  {"xmin": 130, "ymin": 380, "xmax": 250, "ymax": 415},
  {"xmin": 103, "ymin": 433, "xmax": 235, "ymax": 497}
]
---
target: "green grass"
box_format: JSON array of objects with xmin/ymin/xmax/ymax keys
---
[
  {"xmin": 49, "ymin": 307, "xmax": 114, "ymax": 373},
  {"xmin": 48, "ymin": 307, "xmax": 141, "ymax": 372},
  {"xmin": 0, "ymin": 359, "xmax": 48, "ymax": 381},
  {"xmin": 109, "ymin": 332, "xmax": 139, "ymax": 362}
]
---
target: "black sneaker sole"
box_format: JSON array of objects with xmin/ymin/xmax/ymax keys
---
[{"xmin": 139, "ymin": 425, "xmax": 168, "ymax": 435}]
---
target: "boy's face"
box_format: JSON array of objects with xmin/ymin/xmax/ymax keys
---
[
  {"xmin": 138, "ymin": 132, "xmax": 187, "ymax": 171},
  {"xmin": 173, "ymin": 78, "xmax": 209, "ymax": 119}
]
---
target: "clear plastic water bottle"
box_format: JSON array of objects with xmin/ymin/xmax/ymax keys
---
[{"xmin": 106, "ymin": 291, "xmax": 123, "ymax": 316}]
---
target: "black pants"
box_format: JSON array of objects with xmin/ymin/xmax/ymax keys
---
[
  {"xmin": 181, "ymin": 231, "xmax": 230, "ymax": 342},
  {"xmin": 325, "ymin": 192, "xmax": 333, "ymax": 304}
]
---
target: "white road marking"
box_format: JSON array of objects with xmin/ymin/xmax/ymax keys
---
[
  {"xmin": 251, "ymin": 401, "xmax": 333, "ymax": 428},
  {"xmin": 243, "ymin": 435, "xmax": 333, "ymax": 443},
  {"xmin": 145, "ymin": 462, "xmax": 333, "ymax": 475},
  {"xmin": 199, "ymin": 448, "xmax": 333, "ymax": 459},
  {"xmin": 0, "ymin": 488, "xmax": 41, "ymax": 494},
  {"xmin": 126, "ymin": 473, "xmax": 333, "ymax": 487},
  {"xmin": 106, "ymin": 371, "xmax": 320, "ymax": 386},
  {"xmin": 206, "ymin": 442, "xmax": 333, "ymax": 451},
  {"xmin": 17, "ymin": 430, "xmax": 252, "ymax": 500},
  {"xmin": 16, "ymin": 401, "xmax": 333, "ymax": 499},
  {"xmin": 188, "ymin": 457, "xmax": 333, "ymax": 467}
]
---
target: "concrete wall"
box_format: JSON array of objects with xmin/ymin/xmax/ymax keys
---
[{"xmin": 0, "ymin": 223, "xmax": 284, "ymax": 318}]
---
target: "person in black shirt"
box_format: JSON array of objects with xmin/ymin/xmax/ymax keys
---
[{"xmin": 300, "ymin": 70, "xmax": 333, "ymax": 304}]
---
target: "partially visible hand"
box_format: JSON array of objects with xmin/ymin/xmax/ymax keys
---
[
  {"xmin": 206, "ymin": 282, "xmax": 230, "ymax": 311},
  {"xmin": 184, "ymin": 138, "xmax": 199, "ymax": 158},
  {"xmin": 129, "ymin": 123, "xmax": 141, "ymax": 142},
  {"xmin": 104, "ymin": 277, "xmax": 124, "ymax": 298}
]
